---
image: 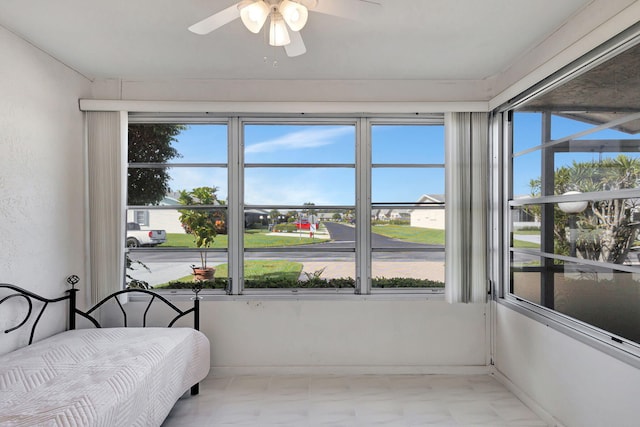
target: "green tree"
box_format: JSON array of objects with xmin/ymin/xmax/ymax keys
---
[
  {"xmin": 268, "ymin": 209, "xmax": 281, "ymax": 224},
  {"xmin": 178, "ymin": 186, "xmax": 220, "ymax": 269},
  {"xmin": 530, "ymin": 155, "xmax": 640, "ymax": 263},
  {"xmin": 127, "ymin": 124, "xmax": 186, "ymax": 205},
  {"xmin": 286, "ymin": 211, "xmax": 298, "ymax": 223}
]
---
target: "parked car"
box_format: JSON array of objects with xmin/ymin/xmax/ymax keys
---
[{"xmin": 126, "ymin": 222, "xmax": 166, "ymax": 247}]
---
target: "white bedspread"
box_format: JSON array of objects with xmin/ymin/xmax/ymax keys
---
[{"xmin": 0, "ymin": 327, "xmax": 210, "ymax": 427}]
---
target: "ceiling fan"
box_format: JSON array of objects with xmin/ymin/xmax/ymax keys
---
[{"xmin": 188, "ymin": 0, "xmax": 381, "ymax": 57}]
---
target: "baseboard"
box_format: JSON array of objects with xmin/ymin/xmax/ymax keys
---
[
  {"xmin": 490, "ymin": 366, "xmax": 566, "ymax": 427},
  {"xmin": 209, "ymin": 365, "xmax": 492, "ymax": 377}
]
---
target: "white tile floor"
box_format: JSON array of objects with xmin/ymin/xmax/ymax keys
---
[{"xmin": 162, "ymin": 374, "xmax": 549, "ymax": 426}]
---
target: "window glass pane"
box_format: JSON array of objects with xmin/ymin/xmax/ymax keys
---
[
  {"xmin": 244, "ymin": 124, "xmax": 355, "ymax": 164},
  {"xmin": 552, "ymin": 197, "xmax": 639, "ymax": 263},
  {"xmin": 126, "ymin": 207, "xmax": 228, "ymax": 249},
  {"xmin": 372, "ymin": 207, "xmax": 445, "ymax": 248},
  {"xmin": 244, "ymin": 208, "xmax": 353, "ymax": 248},
  {"xmin": 512, "ymin": 260, "xmax": 640, "ymax": 344},
  {"xmin": 511, "ymin": 270, "xmax": 542, "ymax": 305},
  {"xmin": 509, "ymin": 41, "xmax": 640, "ymax": 346},
  {"xmin": 513, "ymin": 112, "xmax": 542, "ymax": 152},
  {"xmin": 372, "ymin": 168, "xmax": 444, "ymax": 203},
  {"xmin": 512, "ymin": 151, "xmax": 541, "ymax": 198},
  {"xmin": 128, "ymin": 166, "xmax": 227, "ymax": 206},
  {"xmin": 370, "ymin": 122, "xmax": 446, "ymax": 290},
  {"xmin": 554, "ymin": 150, "xmax": 640, "ymax": 191},
  {"xmin": 510, "ymin": 196, "xmax": 640, "ymax": 264},
  {"xmin": 242, "ymin": 252, "xmax": 355, "ymax": 290},
  {"xmin": 551, "ymin": 113, "xmax": 640, "ymax": 141},
  {"xmin": 245, "ymin": 168, "xmax": 354, "ymax": 205},
  {"xmin": 372, "ymin": 125, "xmax": 444, "ymax": 164},
  {"xmin": 126, "ymin": 249, "xmax": 228, "ymax": 291},
  {"xmin": 371, "ymin": 252, "xmax": 445, "ymax": 289},
  {"xmin": 129, "ymin": 124, "xmax": 227, "ymax": 164},
  {"xmin": 409, "ymin": 205, "xmax": 446, "ymax": 230},
  {"xmin": 554, "ymin": 264, "xmax": 640, "ymax": 343},
  {"xmin": 550, "ymin": 114, "xmax": 597, "ymax": 140},
  {"xmin": 510, "ymin": 206, "xmax": 540, "ymax": 250}
]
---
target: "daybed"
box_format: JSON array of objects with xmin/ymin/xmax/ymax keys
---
[{"xmin": 0, "ymin": 283, "xmax": 210, "ymax": 426}]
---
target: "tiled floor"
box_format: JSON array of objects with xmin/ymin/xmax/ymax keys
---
[{"xmin": 162, "ymin": 374, "xmax": 548, "ymax": 426}]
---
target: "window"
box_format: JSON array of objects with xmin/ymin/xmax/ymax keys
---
[
  {"xmin": 125, "ymin": 116, "xmax": 446, "ymax": 295},
  {"xmin": 370, "ymin": 123, "xmax": 445, "ymax": 291},
  {"xmin": 126, "ymin": 122, "xmax": 229, "ymax": 292},
  {"xmin": 133, "ymin": 210, "xmax": 149, "ymax": 226},
  {"xmin": 503, "ymin": 39, "xmax": 640, "ymax": 347},
  {"xmin": 242, "ymin": 121, "xmax": 357, "ymax": 292}
]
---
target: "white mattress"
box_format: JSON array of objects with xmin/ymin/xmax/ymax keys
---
[{"xmin": 0, "ymin": 327, "xmax": 210, "ymax": 426}]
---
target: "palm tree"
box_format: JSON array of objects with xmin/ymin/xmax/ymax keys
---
[{"xmin": 530, "ymin": 155, "xmax": 640, "ymax": 263}]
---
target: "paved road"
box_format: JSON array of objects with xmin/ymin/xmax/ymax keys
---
[
  {"xmin": 320, "ymin": 222, "xmax": 439, "ymax": 249},
  {"xmin": 133, "ymin": 222, "xmax": 445, "ymax": 263}
]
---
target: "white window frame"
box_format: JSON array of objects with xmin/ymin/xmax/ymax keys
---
[
  {"xmin": 125, "ymin": 113, "xmax": 449, "ymax": 298},
  {"xmin": 491, "ymin": 25, "xmax": 640, "ymax": 367}
]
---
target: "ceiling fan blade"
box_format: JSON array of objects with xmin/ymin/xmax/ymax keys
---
[
  {"xmin": 285, "ymin": 30, "xmax": 306, "ymax": 57},
  {"xmin": 188, "ymin": 3, "xmax": 241, "ymax": 35},
  {"xmin": 311, "ymin": 0, "xmax": 381, "ymax": 20}
]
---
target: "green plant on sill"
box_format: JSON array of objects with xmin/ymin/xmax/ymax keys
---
[
  {"xmin": 178, "ymin": 186, "xmax": 221, "ymax": 270},
  {"xmin": 125, "ymin": 253, "xmax": 152, "ymax": 289}
]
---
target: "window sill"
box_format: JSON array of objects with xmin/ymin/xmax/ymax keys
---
[
  {"xmin": 498, "ymin": 295, "xmax": 640, "ymax": 369},
  {"xmin": 131, "ymin": 288, "xmax": 445, "ymax": 302}
]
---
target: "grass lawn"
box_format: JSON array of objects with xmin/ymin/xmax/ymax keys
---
[
  {"xmin": 154, "ymin": 260, "xmax": 302, "ymax": 287},
  {"xmin": 513, "ymin": 239, "xmax": 540, "ymax": 249},
  {"xmin": 159, "ymin": 230, "xmax": 323, "ymax": 249},
  {"xmin": 216, "ymin": 260, "xmax": 302, "ymax": 280},
  {"xmin": 371, "ymin": 225, "xmax": 445, "ymax": 245},
  {"xmin": 512, "ymin": 231, "xmax": 540, "ymax": 249},
  {"xmin": 513, "ymin": 230, "xmax": 540, "ymax": 235}
]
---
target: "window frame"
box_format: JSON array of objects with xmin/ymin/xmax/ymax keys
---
[
  {"xmin": 125, "ymin": 113, "xmax": 447, "ymax": 298},
  {"xmin": 368, "ymin": 118, "xmax": 446, "ymax": 294},
  {"xmin": 492, "ymin": 25, "xmax": 640, "ymax": 367}
]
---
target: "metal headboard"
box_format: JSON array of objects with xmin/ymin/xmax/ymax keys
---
[
  {"xmin": 0, "ymin": 281, "xmax": 202, "ymax": 345},
  {"xmin": 77, "ymin": 287, "xmax": 201, "ymax": 330},
  {"xmin": 0, "ymin": 283, "xmax": 76, "ymax": 345}
]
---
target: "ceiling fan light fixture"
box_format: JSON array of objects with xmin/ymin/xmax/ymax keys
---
[
  {"xmin": 279, "ymin": 0, "xmax": 309, "ymax": 32},
  {"xmin": 269, "ymin": 13, "xmax": 291, "ymax": 46},
  {"xmin": 239, "ymin": 0, "xmax": 270, "ymax": 33}
]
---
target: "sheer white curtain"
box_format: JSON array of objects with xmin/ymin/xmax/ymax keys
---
[
  {"xmin": 86, "ymin": 111, "xmax": 127, "ymax": 304},
  {"xmin": 445, "ymin": 112, "xmax": 488, "ymax": 303}
]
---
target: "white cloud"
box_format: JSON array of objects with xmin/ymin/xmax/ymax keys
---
[
  {"xmin": 245, "ymin": 126, "xmax": 352, "ymax": 154},
  {"xmin": 244, "ymin": 168, "xmax": 354, "ymax": 206},
  {"xmin": 169, "ymin": 168, "xmax": 228, "ymax": 199}
]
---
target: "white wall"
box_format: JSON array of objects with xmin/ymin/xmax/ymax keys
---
[
  {"xmin": 0, "ymin": 25, "xmax": 91, "ymax": 354},
  {"xmin": 494, "ymin": 303, "xmax": 640, "ymax": 427},
  {"xmin": 410, "ymin": 210, "xmax": 445, "ymax": 230},
  {"xmin": 119, "ymin": 299, "xmax": 488, "ymax": 372}
]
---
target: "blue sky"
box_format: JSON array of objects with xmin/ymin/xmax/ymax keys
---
[
  {"xmin": 512, "ymin": 112, "xmax": 640, "ymax": 196},
  {"xmin": 166, "ymin": 123, "xmax": 445, "ymax": 206},
  {"xmin": 151, "ymin": 114, "xmax": 639, "ymax": 203}
]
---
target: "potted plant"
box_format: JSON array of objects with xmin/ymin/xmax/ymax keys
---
[{"xmin": 178, "ymin": 186, "xmax": 220, "ymax": 282}]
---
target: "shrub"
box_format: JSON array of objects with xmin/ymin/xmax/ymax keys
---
[
  {"xmin": 158, "ymin": 276, "xmax": 443, "ymax": 289},
  {"xmin": 163, "ymin": 278, "xmax": 228, "ymax": 289},
  {"xmin": 273, "ymin": 223, "xmax": 298, "ymax": 233},
  {"xmin": 371, "ymin": 219, "xmax": 410, "ymax": 226},
  {"xmin": 372, "ymin": 277, "xmax": 444, "ymax": 288},
  {"xmin": 389, "ymin": 219, "xmax": 410, "ymax": 225}
]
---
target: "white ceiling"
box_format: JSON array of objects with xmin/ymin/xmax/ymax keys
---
[{"xmin": 0, "ymin": 0, "xmax": 591, "ymax": 82}]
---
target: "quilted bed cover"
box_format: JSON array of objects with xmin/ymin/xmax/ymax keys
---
[{"xmin": 0, "ymin": 327, "xmax": 210, "ymax": 426}]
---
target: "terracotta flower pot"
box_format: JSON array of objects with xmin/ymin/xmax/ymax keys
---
[{"xmin": 193, "ymin": 267, "xmax": 215, "ymax": 282}]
